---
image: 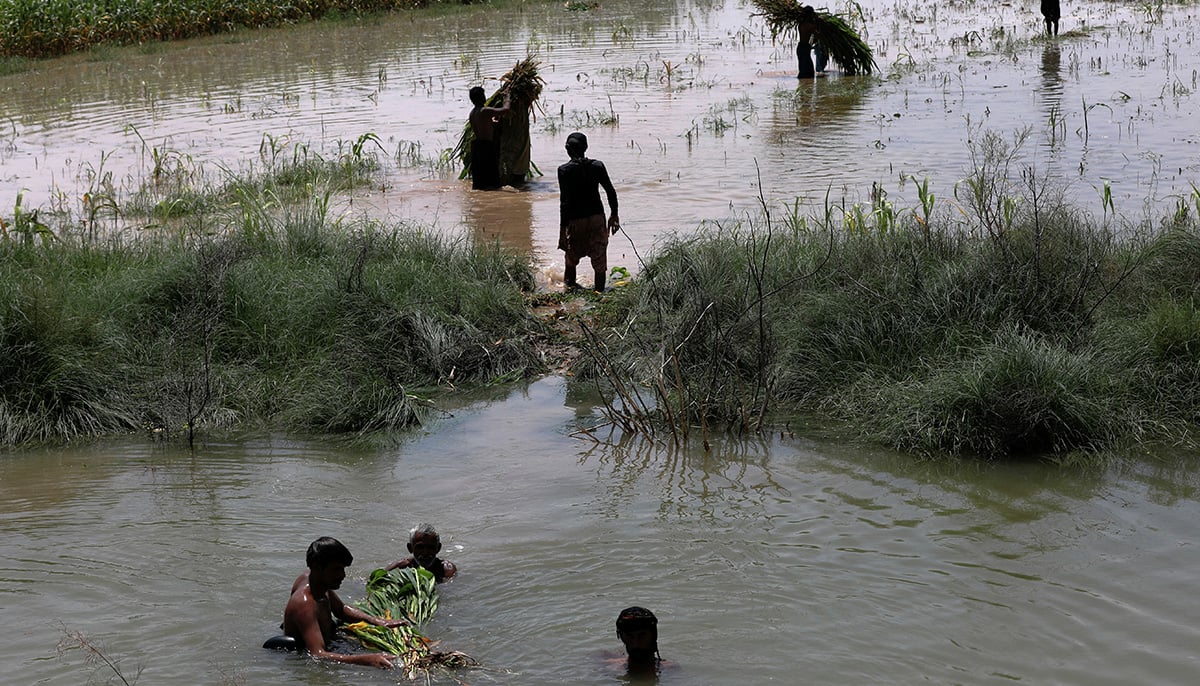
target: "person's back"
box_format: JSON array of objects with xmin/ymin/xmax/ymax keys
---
[
  {"xmin": 558, "ymin": 157, "xmax": 609, "ymax": 222},
  {"xmin": 556, "ymin": 132, "xmax": 619, "ymax": 291}
]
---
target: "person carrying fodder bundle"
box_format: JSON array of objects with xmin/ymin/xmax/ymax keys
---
[
  {"xmin": 271, "ymin": 537, "xmax": 408, "ymax": 669},
  {"xmin": 454, "ymin": 58, "xmax": 545, "ymax": 188},
  {"xmin": 751, "ymin": 0, "xmax": 875, "ymax": 78},
  {"xmin": 468, "ymin": 86, "xmax": 511, "ymax": 190}
]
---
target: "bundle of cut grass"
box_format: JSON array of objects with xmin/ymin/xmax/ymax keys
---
[
  {"xmin": 347, "ymin": 567, "xmax": 478, "ymax": 678},
  {"xmin": 451, "ymin": 56, "xmax": 546, "ymax": 181},
  {"xmin": 751, "ymin": 0, "xmax": 875, "ymax": 75}
]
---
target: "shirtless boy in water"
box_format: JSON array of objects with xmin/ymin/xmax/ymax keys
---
[
  {"xmin": 468, "ymin": 86, "xmax": 511, "ymax": 189},
  {"xmin": 599, "ymin": 606, "xmax": 673, "ymax": 681},
  {"xmin": 385, "ymin": 523, "xmax": 458, "ymax": 583},
  {"xmin": 283, "ymin": 537, "xmax": 407, "ymax": 668}
]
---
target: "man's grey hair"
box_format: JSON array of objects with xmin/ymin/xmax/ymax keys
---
[{"xmin": 410, "ymin": 522, "xmax": 439, "ymax": 541}]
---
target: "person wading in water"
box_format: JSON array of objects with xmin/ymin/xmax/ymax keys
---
[
  {"xmin": 614, "ymin": 606, "xmax": 667, "ymax": 679},
  {"xmin": 556, "ymin": 131, "xmax": 620, "ymax": 292},
  {"xmin": 468, "ymin": 86, "xmax": 511, "ymax": 190}
]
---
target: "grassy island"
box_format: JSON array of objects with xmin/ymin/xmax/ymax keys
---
[{"xmin": 576, "ymin": 136, "xmax": 1200, "ymax": 462}]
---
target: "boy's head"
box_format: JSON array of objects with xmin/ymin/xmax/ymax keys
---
[
  {"xmin": 565, "ymin": 131, "xmax": 588, "ymax": 159},
  {"xmin": 469, "ymin": 86, "xmax": 486, "ymax": 107},
  {"xmin": 306, "ymin": 537, "xmax": 353, "ymax": 590},
  {"xmin": 616, "ymin": 606, "xmax": 658, "ymax": 657},
  {"xmin": 306, "ymin": 536, "xmax": 353, "ymax": 568},
  {"xmin": 408, "ymin": 523, "xmax": 442, "ymax": 568}
]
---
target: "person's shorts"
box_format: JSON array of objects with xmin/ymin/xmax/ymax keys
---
[{"xmin": 562, "ymin": 214, "xmax": 609, "ymax": 271}]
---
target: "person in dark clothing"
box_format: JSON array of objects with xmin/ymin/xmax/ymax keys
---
[
  {"xmin": 1041, "ymin": 0, "xmax": 1060, "ymax": 36},
  {"xmin": 794, "ymin": 4, "xmax": 820, "ymax": 79},
  {"xmin": 468, "ymin": 86, "xmax": 510, "ymax": 189},
  {"xmin": 557, "ymin": 132, "xmax": 620, "ymax": 292}
]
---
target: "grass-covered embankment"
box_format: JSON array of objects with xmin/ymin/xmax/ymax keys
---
[
  {"xmin": 579, "ymin": 138, "xmax": 1200, "ymax": 461},
  {"xmin": 0, "ymin": 0, "xmax": 433, "ymax": 59},
  {"xmin": 0, "ymin": 182, "xmax": 543, "ymax": 447}
]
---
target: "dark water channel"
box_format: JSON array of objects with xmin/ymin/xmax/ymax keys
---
[
  {"xmin": 4, "ymin": 377, "xmax": 1200, "ymax": 684},
  {"xmin": 2, "ymin": 0, "xmax": 1198, "ymax": 283}
]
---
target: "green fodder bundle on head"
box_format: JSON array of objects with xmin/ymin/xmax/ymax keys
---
[
  {"xmin": 452, "ymin": 56, "xmax": 545, "ymax": 179},
  {"xmin": 750, "ymin": 0, "xmax": 876, "ymax": 75}
]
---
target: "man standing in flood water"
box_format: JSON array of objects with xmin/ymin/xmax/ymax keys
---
[
  {"xmin": 1041, "ymin": 0, "xmax": 1061, "ymax": 36},
  {"xmin": 557, "ymin": 131, "xmax": 620, "ymax": 292},
  {"xmin": 468, "ymin": 86, "xmax": 511, "ymax": 190}
]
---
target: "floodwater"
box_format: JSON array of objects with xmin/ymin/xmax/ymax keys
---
[
  {"xmin": 2, "ymin": 0, "xmax": 1198, "ymax": 284},
  {"xmin": 4, "ymin": 3, "xmax": 1200, "ymax": 684},
  {"xmin": 4, "ymin": 377, "xmax": 1200, "ymax": 685}
]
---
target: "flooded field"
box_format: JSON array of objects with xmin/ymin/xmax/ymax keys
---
[{"xmin": 2, "ymin": 0, "xmax": 1198, "ymax": 282}]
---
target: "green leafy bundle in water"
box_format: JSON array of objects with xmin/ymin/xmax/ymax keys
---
[
  {"xmin": 359, "ymin": 566, "xmax": 439, "ymax": 626},
  {"xmin": 347, "ymin": 567, "xmax": 477, "ymax": 677}
]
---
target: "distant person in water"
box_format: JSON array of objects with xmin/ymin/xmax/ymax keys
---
[
  {"xmin": 795, "ymin": 4, "xmax": 820, "ymax": 78},
  {"xmin": 282, "ymin": 537, "xmax": 408, "ymax": 669},
  {"xmin": 1041, "ymin": 0, "xmax": 1060, "ymax": 36},
  {"xmin": 385, "ymin": 523, "xmax": 457, "ymax": 582},
  {"xmin": 468, "ymin": 85, "xmax": 511, "ymax": 189},
  {"xmin": 616, "ymin": 606, "xmax": 662, "ymax": 677},
  {"xmin": 598, "ymin": 606, "xmax": 675, "ymax": 680},
  {"xmin": 557, "ymin": 131, "xmax": 620, "ymax": 292}
]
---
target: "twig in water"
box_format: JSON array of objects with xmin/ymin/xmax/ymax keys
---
[{"xmin": 57, "ymin": 625, "xmax": 141, "ymax": 686}]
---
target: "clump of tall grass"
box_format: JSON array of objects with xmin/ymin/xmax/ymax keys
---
[
  {"xmin": 579, "ymin": 158, "xmax": 1200, "ymax": 461},
  {"xmin": 867, "ymin": 327, "xmax": 1123, "ymax": 459},
  {"xmin": 0, "ymin": 185, "xmax": 542, "ymax": 447}
]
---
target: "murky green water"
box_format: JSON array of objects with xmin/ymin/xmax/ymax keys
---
[
  {"xmin": 2, "ymin": 0, "xmax": 1197, "ymax": 285},
  {"xmin": 4, "ymin": 2, "xmax": 1200, "ymax": 683},
  {"xmin": 3, "ymin": 377, "xmax": 1200, "ymax": 684}
]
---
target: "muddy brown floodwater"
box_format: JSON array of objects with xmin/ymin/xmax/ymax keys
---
[
  {"xmin": 3, "ymin": 2, "xmax": 1200, "ymax": 684},
  {"xmin": 2, "ymin": 0, "xmax": 1198, "ymax": 284},
  {"xmin": 3, "ymin": 377, "xmax": 1200, "ymax": 685}
]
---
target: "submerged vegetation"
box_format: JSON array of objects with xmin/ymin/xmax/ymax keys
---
[{"xmin": 576, "ymin": 131, "xmax": 1200, "ymax": 461}]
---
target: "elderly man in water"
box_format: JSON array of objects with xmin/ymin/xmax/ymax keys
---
[
  {"xmin": 282, "ymin": 537, "xmax": 407, "ymax": 668},
  {"xmin": 384, "ymin": 523, "xmax": 458, "ymax": 582}
]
